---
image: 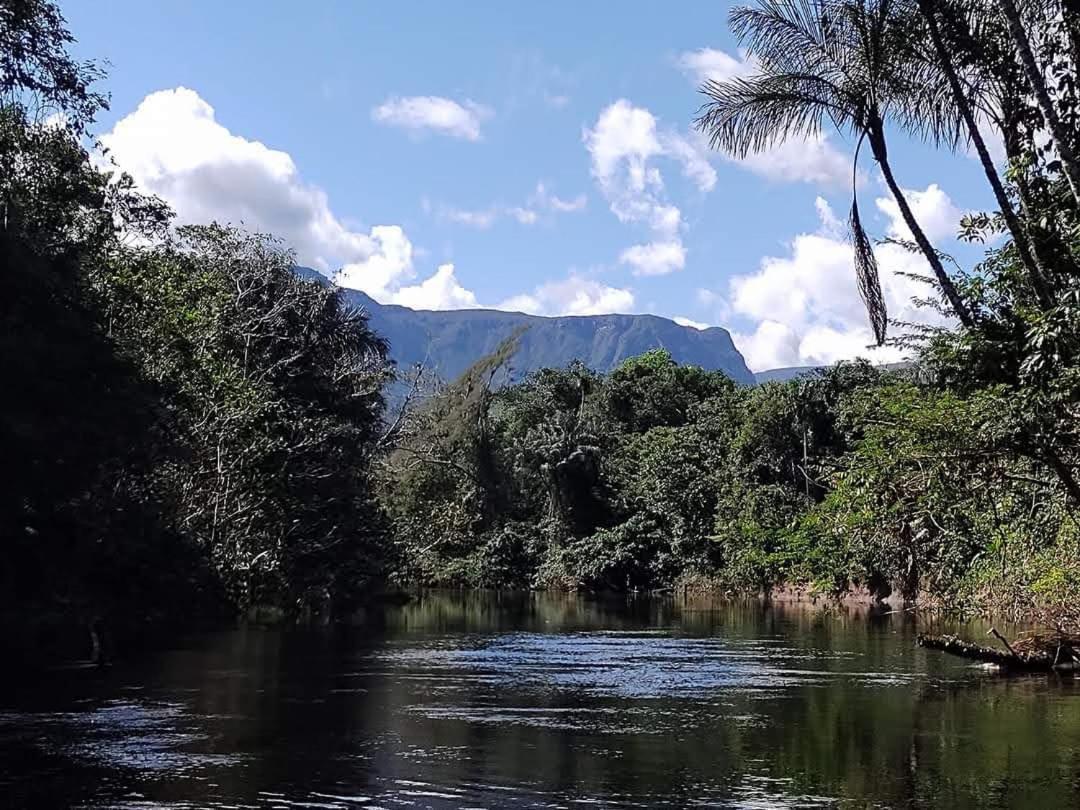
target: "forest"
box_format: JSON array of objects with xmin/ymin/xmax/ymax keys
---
[{"xmin": 3, "ymin": 0, "xmax": 1080, "ymax": 662}]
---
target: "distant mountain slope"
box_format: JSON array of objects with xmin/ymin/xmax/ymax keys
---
[
  {"xmin": 754, "ymin": 361, "xmax": 914, "ymax": 384},
  {"xmin": 295, "ymin": 268, "xmax": 754, "ymax": 384},
  {"xmin": 753, "ymin": 366, "xmax": 821, "ymax": 384}
]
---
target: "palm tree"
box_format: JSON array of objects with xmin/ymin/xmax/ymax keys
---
[
  {"xmin": 696, "ymin": 0, "xmax": 975, "ymax": 336},
  {"xmin": 913, "ymin": 0, "xmax": 1053, "ymax": 307},
  {"xmin": 995, "ymin": 0, "xmax": 1080, "ymax": 207}
]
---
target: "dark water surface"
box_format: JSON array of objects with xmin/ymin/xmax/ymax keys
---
[{"xmin": 2, "ymin": 593, "xmax": 1080, "ymax": 809}]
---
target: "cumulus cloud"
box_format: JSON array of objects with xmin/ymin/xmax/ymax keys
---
[
  {"xmin": 619, "ymin": 240, "xmax": 686, "ymax": 276},
  {"xmin": 734, "ymin": 134, "xmax": 852, "ymax": 186},
  {"xmin": 677, "ymin": 48, "xmax": 851, "ymax": 187},
  {"xmin": 714, "ymin": 189, "xmax": 965, "ymax": 371},
  {"xmin": 371, "ymin": 95, "xmax": 491, "ymax": 141},
  {"xmin": 677, "ymin": 47, "xmax": 756, "ymax": 84},
  {"xmin": 101, "ymin": 87, "xmax": 420, "ymax": 291},
  {"xmin": 102, "ymin": 87, "xmax": 489, "ymax": 312},
  {"xmin": 333, "ymin": 226, "xmax": 415, "ymax": 298},
  {"xmin": 499, "ymin": 275, "xmax": 635, "ymax": 316},
  {"xmin": 391, "ymin": 263, "xmax": 480, "ymax": 310},
  {"xmin": 875, "ymin": 183, "xmax": 966, "ymax": 243},
  {"xmin": 585, "ymin": 100, "xmax": 716, "ymax": 273}
]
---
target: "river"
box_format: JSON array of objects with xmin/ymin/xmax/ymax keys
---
[{"xmin": 2, "ymin": 592, "xmax": 1079, "ymax": 808}]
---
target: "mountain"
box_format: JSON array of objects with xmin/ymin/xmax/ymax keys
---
[
  {"xmin": 754, "ymin": 360, "xmax": 915, "ymax": 384},
  {"xmin": 295, "ymin": 268, "xmax": 754, "ymax": 384},
  {"xmin": 753, "ymin": 366, "xmax": 820, "ymax": 384}
]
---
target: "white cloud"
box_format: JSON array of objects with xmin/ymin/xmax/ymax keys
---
[
  {"xmin": 499, "ymin": 275, "xmax": 635, "ymax": 316},
  {"xmin": 719, "ymin": 190, "xmax": 964, "ymax": 371},
  {"xmin": 391, "ymin": 263, "xmax": 480, "ymax": 310},
  {"xmin": 101, "ymin": 87, "xmax": 619, "ymax": 320},
  {"xmin": 334, "ymin": 226, "xmax": 415, "ymax": 298},
  {"xmin": 674, "ymin": 316, "xmax": 710, "ymax": 330},
  {"xmin": 440, "ymin": 206, "xmax": 499, "ymax": 229},
  {"xmin": 432, "ymin": 182, "xmax": 586, "ymax": 229},
  {"xmin": 101, "ymin": 87, "xmax": 417, "ymax": 295},
  {"xmin": 733, "ymin": 134, "xmax": 852, "ymax": 186},
  {"xmin": 660, "ymin": 130, "xmax": 718, "ymax": 192},
  {"xmin": 371, "ymin": 95, "xmax": 491, "ymax": 141},
  {"xmin": 815, "ymin": 195, "xmax": 844, "ymax": 238},
  {"xmin": 619, "ymin": 240, "xmax": 687, "ymax": 276},
  {"xmin": 585, "ymin": 100, "xmax": 716, "ymax": 274},
  {"xmin": 733, "ymin": 320, "xmax": 802, "ymax": 371},
  {"xmin": 546, "ymin": 189, "xmax": 588, "ymax": 212},
  {"xmin": 677, "ymin": 48, "xmax": 851, "ymax": 187},
  {"xmin": 677, "ymin": 47, "xmax": 756, "ymax": 84},
  {"xmin": 509, "ymin": 207, "xmax": 538, "ymax": 225},
  {"xmin": 875, "ymin": 183, "xmax": 965, "ymax": 243}
]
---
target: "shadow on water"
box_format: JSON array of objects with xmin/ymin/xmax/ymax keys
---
[{"xmin": 1, "ymin": 591, "xmax": 1078, "ymax": 808}]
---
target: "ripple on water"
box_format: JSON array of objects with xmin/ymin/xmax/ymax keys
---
[
  {"xmin": 0, "ymin": 699, "xmax": 248, "ymax": 776},
  {"xmin": 378, "ymin": 631, "xmax": 909, "ymax": 700}
]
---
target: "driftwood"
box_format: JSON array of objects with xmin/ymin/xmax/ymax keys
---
[{"xmin": 917, "ymin": 628, "xmax": 1079, "ymax": 672}]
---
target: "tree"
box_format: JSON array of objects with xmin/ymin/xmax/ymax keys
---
[
  {"xmin": 92, "ymin": 225, "xmax": 392, "ymax": 614},
  {"xmin": 913, "ymin": 0, "xmax": 1053, "ymax": 307},
  {"xmin": 995, "ymin": 0, "xmax": 1080, "ymax": 206},
  {"xmin": 696, "ymin": 0, "xmax": 975, "ymax": 332}
]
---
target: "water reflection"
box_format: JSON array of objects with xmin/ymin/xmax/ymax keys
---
[{"xmin": 1, "ymin": 592, "xmax": 1078, "ymax": 808}]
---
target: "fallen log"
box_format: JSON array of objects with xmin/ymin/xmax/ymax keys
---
[{"xmin": 916, "ymin": 629, "xmax": 1079, "ymax": 672}]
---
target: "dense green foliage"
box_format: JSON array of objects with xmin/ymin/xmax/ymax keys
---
[
  {"xmin": 384, "ymin": 0, "xmax": 1080, "ymax": 634},
  {"xmin": 5, "ymin": 0, "xmax": 1080, "ymax": 660},
  {"xmin": 1, "ymin": 0, "xmax": 392, "ymax": 656}
]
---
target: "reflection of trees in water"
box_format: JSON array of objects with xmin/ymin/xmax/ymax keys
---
[
  {"xmin": 3, "ymin": 593, "xmax": 1078, "ymax": 808},
  {"xmin": 380, "ymin": 592, "xmax": 1080, "ymax": 808}
]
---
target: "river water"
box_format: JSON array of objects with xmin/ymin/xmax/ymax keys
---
[{"xmin": 2, "ymin": 592, "xmax": 1079, "ymax": 808}]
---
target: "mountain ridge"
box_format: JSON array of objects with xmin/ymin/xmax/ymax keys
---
[{"xmin": 294, "ymin": 267, "xmax": 754, "ymax": 384}]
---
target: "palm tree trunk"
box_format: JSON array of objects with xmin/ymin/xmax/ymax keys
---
[
  {"xmin": 868, "ymin": 125, "xmax": 975, "ymax": 328},
  {"xmin": 918, "ymin": 0, "xmax": 1053, "ymax": 308},
  {"xmin": 1002, "ymin": 111, "xmax": 1038, "ymax": 216},
  {"xmin": 996, "ymin": 0, "xmax": 1080, "ymax": 207}
]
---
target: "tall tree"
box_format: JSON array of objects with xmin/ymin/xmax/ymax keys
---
[
  {"xmin": 913, "ymin": 0, "xmax": 1053, "ymax": 306},
  {"xmin": 696, "ymin": 0, "xmax": 975, "ymax": 334},
  {"xmin": 995, "ymin": 0, "xmax": 1080, "ymax": 206}
]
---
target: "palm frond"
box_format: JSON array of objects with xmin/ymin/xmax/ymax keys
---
[
  {"xmin": 850, "ymin": 196, "xmax": 888, "ymax": 344},
  {"xmin": 695, "ymin": 72, "xmax": 852, "ymax": 156},
  {"xmin": 730, "ymin": 1, "xmax": 852, "ymax": 74}
]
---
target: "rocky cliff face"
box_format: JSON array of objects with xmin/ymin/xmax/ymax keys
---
[{"xmin": 294, "ymin": 268, "xmax": 754, "ymax": 384}]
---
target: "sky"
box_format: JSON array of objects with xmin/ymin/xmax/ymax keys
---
[{"xmin": 65, "ymin": 1, "xmax": 996, "ymax": 371}]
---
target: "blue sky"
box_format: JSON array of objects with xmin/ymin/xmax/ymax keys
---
[{"xmin": 66, "ymin": 1, "xmax": 994, "ymax": 370}]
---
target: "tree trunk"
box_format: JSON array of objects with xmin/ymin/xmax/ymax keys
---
[
  {"xmin": 918, "ymin": 0, "xmax": 1053, "ymax": 308},
  {"xmin": 1062, "ymin": 0, "xmax": 1080, "ymax": 76},
  {"xmin": 917, "ymin": 631, "xmax": 1078, "ymax": 671},
  {"xmin": 869, "ymin": 126, "xmax": 975, "ymax": 328},
  {"xmin": 1043, "ymin": 446, "xmax": 1080, "ymax": 505},
  {"xmin": 996, "ymin": 0, "xmax": 1080, "ymax": 207},
  {"xmin": 1002, "ymin": 121, "xmax": 1038, "ymax": 217}
]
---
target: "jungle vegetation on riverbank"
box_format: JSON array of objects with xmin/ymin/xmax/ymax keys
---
[{"xmin": 3, "ymin": 0, "xmax": 1080, "ymax": 657}]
